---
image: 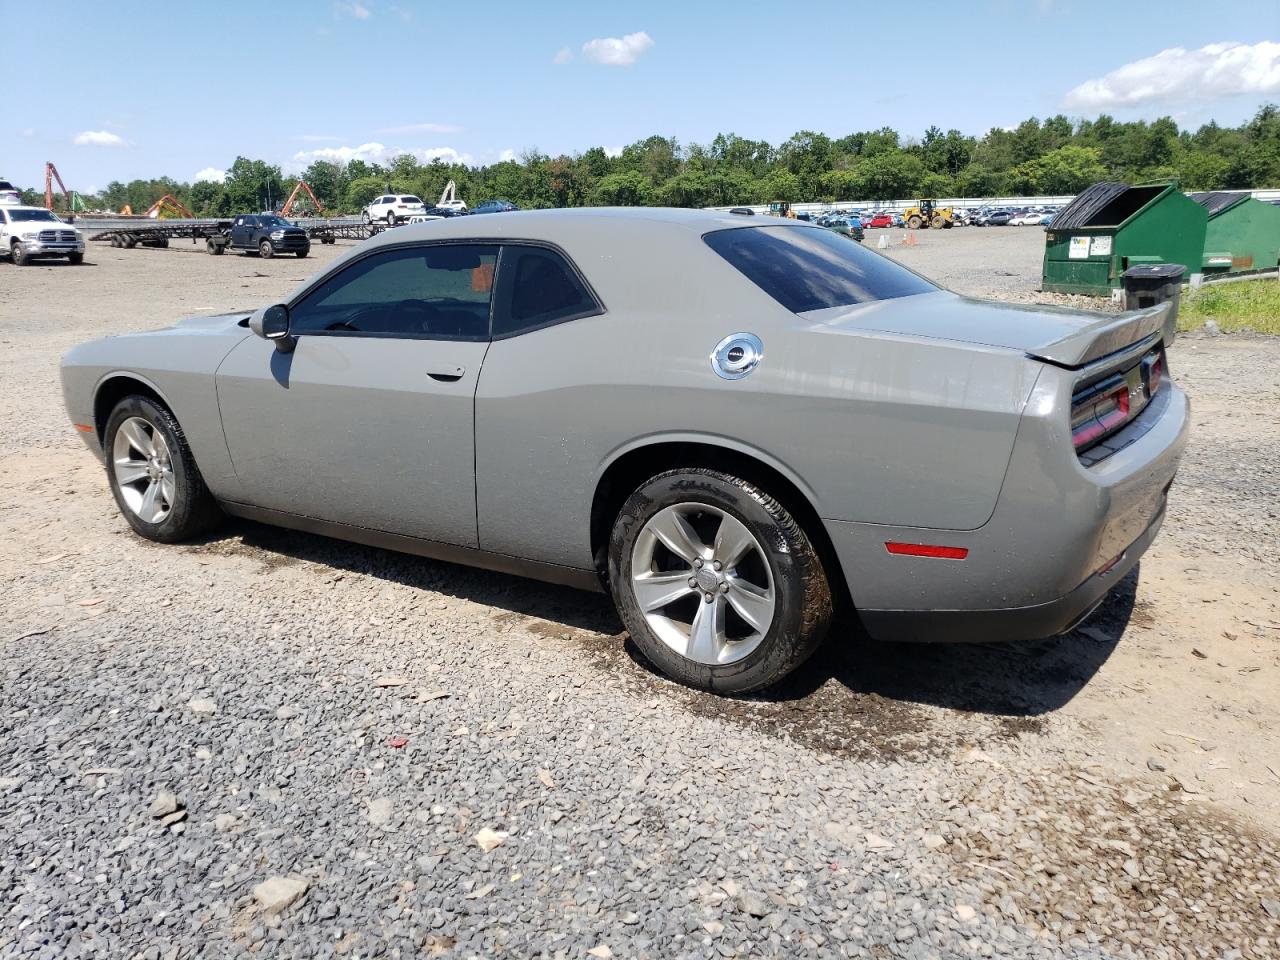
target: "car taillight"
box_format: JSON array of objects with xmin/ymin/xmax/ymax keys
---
[
  {"xmin": 1071, "ymin": 378, "xmax": 1129, "ymax": 451},
  {"xmin": 1144, "ymin": 354, "xmax": 1163, "ymax": 396}
]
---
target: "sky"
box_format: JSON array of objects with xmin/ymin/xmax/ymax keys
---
[{"xmin": 5, "ymin": 0, "xmax": 1280, "ymax": 193}]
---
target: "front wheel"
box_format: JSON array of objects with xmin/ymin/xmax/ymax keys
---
[
  {"xmin": 12, "ymin": 242, "xmax": 29, "ymax": 265},
  {"xmin": 68, "ymin": 252, "xmax": 84, "ymax": 265},
  {"xmin": 907, "ymin": 215, "xmax": 922, "ymax": 229},
  {"xmin": 105, "ymin": 396, "xmax": 222, "ymax": 543},
  {"xmin": 296, "ymin": 248, "xmax": 309, "ymax": 258},
  {"xmin": 258, "ymin": 239, "xmax": 274, "ymax": 259},
  {"xmin": 362, "ymin": 210, "xmax": 371, "ymax": 224},
  {"xmin": 608, "ymin": 468, "xmax": 832, "ymax": 694}
]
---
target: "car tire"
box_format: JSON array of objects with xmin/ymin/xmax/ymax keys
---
[
  {"xmin": 105, "ymin": 395, "xmax": 222, "ymax": 544},
  {"xmin": 68, "ymin": 252, "xmax": 84, "ymax": 265},
  {"xmin": 258, "ymin": 239, "xmax": 274, "ymax": 259},
  {"xmin": 907, "ymin": 215, "xmax": 922, "ymax": 229},
  {"xmin": 12, "ymin": 241, "xmax": 30, "ymax": 265},
  {"xmin": 296, "ymin": 247, "xmax": 309, "ymax": 258},
  {"xmin": 207, "ymin": 239, "xmax": 224, "ymax": 255},
  {"xmin": 362, "ymin": 210, "xmax": 371, "ymax": 225},
  {"xmin": 386, "ymin": 212, "xmax": 397, "ymax": 226},
  {"xmin": 608, "ymin": 468, "xmax": 832, "ymax": 694}
]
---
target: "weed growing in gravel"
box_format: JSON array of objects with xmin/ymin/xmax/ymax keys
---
[{"xmin": 1179, "ymin": 279, "xmax": 1280, "ymax": 335}]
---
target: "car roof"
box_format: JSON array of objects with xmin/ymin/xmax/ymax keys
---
[{"xmin": 362, "ymin": 206, "xmax": 809, "ymax": 252}]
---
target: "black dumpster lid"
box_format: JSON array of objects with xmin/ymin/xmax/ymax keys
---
[
  {"xmin": 1189, "ymin": 190, "xmax": 1249, "ymax": 217},
  {"xmin": 1049, "ymin": 181, "xmax": 1174, "ymax": 230},
  {"xmin": 1122, "ymin": 263, "xmax": 1185, "ymax": 280},
  {"xmin": 1049, "ymin": 181, "xmax": 1130, "ymax": 229}
]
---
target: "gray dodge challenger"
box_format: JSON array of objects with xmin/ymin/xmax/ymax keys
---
[{"xmin": 61, "ymin": 208, "xmax": 1188, "ymax": 693}]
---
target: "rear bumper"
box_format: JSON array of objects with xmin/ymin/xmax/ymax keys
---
[{"xmin": 858, "ymin": 503, "xmax": 1164, "ymax": 643}]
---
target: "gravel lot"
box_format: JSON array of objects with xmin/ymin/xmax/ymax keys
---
[{"xmin": 2, "ymin": 228, "xmax": 1278, "ymax": 959}]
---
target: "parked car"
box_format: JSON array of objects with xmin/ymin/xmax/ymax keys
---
[
  {"xmin": 0, "ymin": 178, "xmax": 22, "ymax": 205},
  {"xmin": 362, "ymin": 195, "xmax": 427, "ymax": 225},
  {"xmin": 2, "ymin": 205, "xmax": 85, "ymax": 264},
  {"xmin": 823, "ymin": 217, "xmax": 865, "ymax": 242},
  {"xmin": 866, "ymin": 213, "xmax": 894, "ymax": 229},
  {"xmin": 422, "ymin": 206, "xmax": 466, "ymax": 218},
  {"xmin": 407, "ymin": 214, "xmax": 445, "ymax": 224},
  {"xmin": 471, "ymin": 199, "xmax": 519, "ymax": 215},
  {"xmin": 60, "ymin": 209, "xmax": 1187, "ymax": 694},
  {"xmin": 206, "ymin": 215, "xmax": 310, "ymax": 258},
  {"xmin": 974, "ymin": 210, "xmax": 1013, "ymax": 226},
  {"xmin": 437, "ymin": 199, "xmax": 468, "ymax": 213},
  {"xmin": 1038, "ymin": 213, "xmax": 1056, "ymax": 226},
  {"xmin": 1009, "ymin": 211, "xmax": 1046, "ymax": 226}
]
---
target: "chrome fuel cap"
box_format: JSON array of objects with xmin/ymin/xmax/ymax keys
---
[{"xmin": 710, "ymin": 333, "xmax": 763, "ymax": 380}]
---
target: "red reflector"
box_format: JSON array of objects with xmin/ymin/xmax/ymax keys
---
[
  {"xmin": 885, "ymin": 542, "xmax": 968, "ymax": 560},
  {"xmin": 72, "ymin": 423, "xmax": 94, "ymax": 433}
]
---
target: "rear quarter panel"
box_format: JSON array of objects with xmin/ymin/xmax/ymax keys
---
[{"xmin": 474, "ymin": 226, "xmax": 1040, "ymax": 570}]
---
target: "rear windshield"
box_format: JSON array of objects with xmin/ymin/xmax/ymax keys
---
[
  {"xmin": 704, "ymin": 225, "xmax": 936, "ymax": 313},
  {"xmin": 400, "ymin": 196, "xmax": 422, "ymax": 204}
]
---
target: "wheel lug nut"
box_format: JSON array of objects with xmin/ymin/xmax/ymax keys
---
[
  {"xmin": 688, "ymin": 577, "xmax": 698, "ymax": 588},
  {"xmin": 704, "ymin": 593, "xmax": 714, "ymax": 603},
  {"xmin": 721, "ymin": 582, "xmax": 730, "ymax": 593},
  {"xmin": 713, "ymin": 560, "xmax": 722, "ymax": 571},
  {"xmin": 693, "ymin": 558, "xmax": 703, "ymax": 568}
]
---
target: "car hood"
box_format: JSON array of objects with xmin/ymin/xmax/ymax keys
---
[{"xmin": 804, "ymin": 291, "xmax": 1171, "ymax": 367}]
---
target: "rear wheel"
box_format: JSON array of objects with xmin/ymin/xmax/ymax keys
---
[
  {"xmin": 207, "ymin": 239, "xmax": 224, "ymax": 255},
  {"xmin": 386, "ymin": 211, "xmax": 397, "ymax": 225},
  {"xmin": 258, "ymin": 239, "xmax": 274, "ymax": 259},
  {"xmin": 608, "ymin": 468, "xmax": 832, "ymax": 694},
  {"xmin": 105, "ymin": 396, "xmax": 222, "ymax": 543}
]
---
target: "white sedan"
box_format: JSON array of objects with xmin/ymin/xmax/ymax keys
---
[{"xmin": 1009, "ymin": 211, "xmax": 1046, "ymax": 226}]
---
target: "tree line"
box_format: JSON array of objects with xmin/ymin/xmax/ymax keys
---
[{"xmin": 25, "ymin": 105, "xmax": 1280, "ymax": 217}]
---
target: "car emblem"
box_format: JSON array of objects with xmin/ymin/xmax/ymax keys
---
[{"xmin": 711, "ymin": 333, "xmax": 763, "ymax": 380}]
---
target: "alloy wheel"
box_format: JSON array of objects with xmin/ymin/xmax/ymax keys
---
[
  {"xmin": 112, "ymin": 417, "xmax": 175, "ymax": 523},
  {"xmin": 629, "ymin": 503, "xmax": 775, "ymax": 665}
]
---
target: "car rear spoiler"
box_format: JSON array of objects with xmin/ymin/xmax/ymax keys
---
[{"xmin": 1026, "ymin": 301, "xmax": 1172, "ymax": 370}]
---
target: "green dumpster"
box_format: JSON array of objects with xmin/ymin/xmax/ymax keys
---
[
  {"xmin": 1191, "ymin": 191, "xmax": 1280, "ymax": 276},
  {"xmin": 1042, "ymin": 181, "xmax": 1207, "ymax": 296}
]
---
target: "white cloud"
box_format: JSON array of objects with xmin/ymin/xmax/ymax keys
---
[
  {"xmin": 21, "ymin": 128, "xmax": 35, "ymax": 138},
  {"xmin": 581, "ymin": 31, "xmax": 653, "ymax": 66},
  {"xmin": 290, "ymin": 142, "xmax": 473, "ymax": 169},
  {"xmin": 498, "ymin": 148, "xmax": 518, "ymax": 162},
  {"xmin": 335, "ymin": 1, "xmax": 370, "ymax": 19},
  {"xmin": 194, "ymin": 167, "xmax": 228, "ymax": 184},
  {"xmin": 603, "ymin": 145, "xmax": 623, "ymax": 158},
  {"xmin": 390, "ymin": 4, "xmax": 412, "ymax": 21},
  {"xmin": 73, "ymin": 130, "xmax": 126, "ymax": 147},
  {"xmin": 553, "ymin": 47, "xmax": 573, "ymax": 65},
  {"xmin": 1064, "ymin": 41, "xmax": 1280, "ymax": 111},
  {"xmin": 292, "ymin": 134, "xmax": 342, "ymax": 142},
  {"xmin": 376, "ymin": 122, "xmax": 462, "ymax": 135}
]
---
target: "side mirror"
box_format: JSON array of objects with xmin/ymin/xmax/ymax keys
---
[{"xmin": 250, "ymin": 304, "xmax": 295, "ymax": 353}]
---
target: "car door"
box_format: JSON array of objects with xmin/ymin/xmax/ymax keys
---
[
  {"xmin": 215, "ymin": 242, "xmax": 499, "ymax": 547},
  {"xmin": 231, "ymin": 216, "xmax": 252, "ymax": 247}
]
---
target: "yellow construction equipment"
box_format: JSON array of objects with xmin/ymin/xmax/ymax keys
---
[
  {"xmin": 902, "ymin": 199, "xmax": 955, "ymax": 229},
  {"xmin": 766, "ymin": 202, "xmax": 796, "ymax": 219}
]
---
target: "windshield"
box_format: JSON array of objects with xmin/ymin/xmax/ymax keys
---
[
  {"xmin": 704, "ymin": 225, "xmax": 937, "ymax": 313},
  {"xmin": 8, "ymin": 209, "xmax": 61, "ymax": 223},
  {"xmin": 260, "ymin": 216, "xmax": 291, "ymax": 228}
]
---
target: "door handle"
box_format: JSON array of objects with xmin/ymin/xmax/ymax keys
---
[{"xmin": 427, "ymin": 366, "xmax": 465, "ymax": 382}]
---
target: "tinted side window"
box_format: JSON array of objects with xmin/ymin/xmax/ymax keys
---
[
  {"xmin": 703, "ymin": 225, "xmax": 936, "ymax": 313},
  {"xmin": 291, "ymin": 244, "xmax": 499, "ymax": 340},
  {"xmin": 493, "ymin": 246, "xmax": 599, "ymax": 338}
]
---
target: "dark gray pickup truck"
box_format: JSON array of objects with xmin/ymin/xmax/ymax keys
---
[{"xmin": 207, "ymin": 215, "xmax": 310, "ymax": 258}]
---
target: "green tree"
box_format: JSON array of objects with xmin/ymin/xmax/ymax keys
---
[{"xmin": 592, "ymin": 171, "xmax": 654, "ymax": 206}]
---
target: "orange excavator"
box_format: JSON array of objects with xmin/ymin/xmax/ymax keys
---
[
  {"xmin": 145, "ymin": 195, "xmax": 196, "ymax": 219},
  {"xmin": 44, "ymin": 162, "xmax": 74, "ymax": 211},
  {"xmin": 280, "ymin": 180, "xmax": 325, "ymax": 217}
]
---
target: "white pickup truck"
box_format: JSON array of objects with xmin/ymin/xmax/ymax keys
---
[{"xmin": 2, "ymin": 205, "xmax": 85, "ymax": 265}]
